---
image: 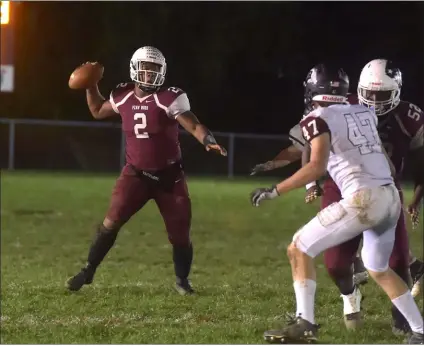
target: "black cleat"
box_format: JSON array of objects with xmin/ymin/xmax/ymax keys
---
[
  {"xmin": 66, "ymin": 267, "xmax": 95, "ymax": 292},
  {"xmin": 264, "ymin": 315, "xmax": 319, "ymax": 344},
  {"xmin": 408, "ymin": 332, "xmax": 424, "ymax": 344},
  {"xmin": 392, "ymin": 323, "xmax": 411, "ymax": 337},
  {"xmin": 174, "ymin": 278, "xmax": 194, "ymax": 296},
  {"xmin": 353, "ymin": 255, "xmax": 369, "ymax": 286}
]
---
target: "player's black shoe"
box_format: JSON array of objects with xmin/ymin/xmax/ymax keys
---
[
  {"xmin": 408, "ymin": 332, "xmax": 424, "ymax": 344},
  {"xmin": 264, "ymin": 315, "xmax": 319, "ymax": 344},
  {"xmin": 66, "ymin": 267, "xmax": 95, "ymax": 292},
  {"xmin": 392, "ymin": 321, "xmax": 412, "ymax": 336},
  {"xmin": 174, "ymin": 278, "xmax": 194, "ymax": 296},
  {"xmin": 353, "ymin": 255, "xmax": 369, "ymax": 286}
]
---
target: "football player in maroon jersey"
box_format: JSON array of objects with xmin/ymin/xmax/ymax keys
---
[
  {"xmin": 66, "ymin": 46, "xmax": 226, "ymax": 295},
  {"xmin": 251, "ymin": 64, "xmax": 423, "ymax": 345},
  {"xmin": 251, "ymin": 60, "xmax": 423, "ymax": 334},
  {"xmin": 302, "ymin": 59, "xmax": 424, "ymax": 334}
]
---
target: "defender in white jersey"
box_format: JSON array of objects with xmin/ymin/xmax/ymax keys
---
[{"xmin": 250, "ymin": 64, "xmax": 424, "ymax": 344}]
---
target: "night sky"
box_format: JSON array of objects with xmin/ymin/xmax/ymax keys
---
[{"xmin": 1, "ymin": 1, "xmax": 423, "ymax": 135}]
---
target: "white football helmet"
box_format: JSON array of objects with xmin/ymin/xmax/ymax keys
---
[
  {"xmin": 130, "ymin": 46, "xmax": 166, "ymax": 91},
  {"xmin": 357, "ymin": 59, "xmax": 402, "ymax": 116}
]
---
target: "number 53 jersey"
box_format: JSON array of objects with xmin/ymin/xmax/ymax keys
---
[
  {"xmin": 110, "ymin": 83, "xmax": 190, "ymax": 171},
  {"xmin": 376, "ymin": 101, "xmax": 423, "ymax": 181},
  {"xmin": 300, "ymin": 104, "xmax": 394, "ymax": 198}
]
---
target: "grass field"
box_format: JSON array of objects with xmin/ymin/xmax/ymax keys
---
[{"xmin": 1, "ymin": 171, "xmax": 422, "ymax": 344}]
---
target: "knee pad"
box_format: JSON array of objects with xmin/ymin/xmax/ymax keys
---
[{"xmin": 102, "ymin": 219, "xmax": 123, "ymax": 232}]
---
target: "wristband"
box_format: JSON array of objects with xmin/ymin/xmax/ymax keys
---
[
  {"xmin": 271, "ymin": 185, "xmax": 280, "ymax": 197},
  {"xmin": 203, "ymin": 134, "xmax": 217, "ymax": 146},
  {"xmin": 306, "ymin": 182, "xmax": 317, "ymax": 190}
]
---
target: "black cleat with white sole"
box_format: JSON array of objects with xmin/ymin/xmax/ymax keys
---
[
  {"xmin": 264, "ymin": 316, "xmax": 319, "ymax": 344},
  {"xmin": 174, "ymin": 278, "xmax": 195, "ymax": 295},
  {"xmin": 66, "ymin": 267, "xmax": 95, "ymax": 292}
]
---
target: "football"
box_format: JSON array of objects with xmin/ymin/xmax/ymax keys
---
[{"xmin": 68, "ymin": 62, "xmax": 104, "ymax": 89}]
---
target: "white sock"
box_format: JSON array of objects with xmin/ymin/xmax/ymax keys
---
[
  {"xmin": 293, "ymin": 279, "xmax": 316, "ymax": 324},
  {"xmin": 392, "ymin": 291, "xmax": 424, "ymax": 334},
  {"xmin": 341, "ymin": 286, "xmax": 362, "ymax": 315}
]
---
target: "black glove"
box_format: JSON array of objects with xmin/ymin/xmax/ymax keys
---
[{"xmin": 250, "ymin": 186, "xmax": 279, "ymax": 207}]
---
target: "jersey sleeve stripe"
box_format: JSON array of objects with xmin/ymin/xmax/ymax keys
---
[
  {"xmin": 115, "ymin": 91, "xmax": 135, "ymax": 109},
  {"xmin": 109, "ymin": 92, "xmax": 120, "ymax": 114},
  {"xmin": 153, "ymin": 93, "xmax": 169, "ymax": 114},
  {"xmin": 394, "ymin": 114, "xmax": 412, "ymax": 138}
]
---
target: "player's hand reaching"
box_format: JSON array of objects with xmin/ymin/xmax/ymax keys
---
[
  {"xmin": 407, "ymin": 203, "xmax": 420, "ymax": 230},
  {"xmin": 250, "ymin": 186, "xmax": 279, "ymax": 207},
  {"xmin": 305, "ymin": 183, "xmax": 322, "ymax": 204},
  {"xmin": 205, "ymin": 143, "xmax": 227, "ymax": 156},
  {"xmin": 250, "ymin": 161, "xmax": 275, "ymax": 176}
]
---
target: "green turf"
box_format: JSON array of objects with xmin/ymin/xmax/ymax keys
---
[{"xmin": 1, "ymin": 171, "xmax": 422, "ymax": 344}]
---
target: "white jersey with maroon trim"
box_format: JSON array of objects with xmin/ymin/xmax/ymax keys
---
[{"xmin": 300, "ymin": 104, "xmax": 393, "ymax": 198}]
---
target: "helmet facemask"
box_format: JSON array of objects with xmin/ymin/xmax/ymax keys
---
[
  {"xmin": 130, "ymin": 60, "xmax": 166, "ymax": 93},
  {"xmin": 357, "ymin": 86, "xmax": 400, "ymax": 116}
]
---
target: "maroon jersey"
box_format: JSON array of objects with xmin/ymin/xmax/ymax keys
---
[
  {"xmin": 348, "ymin": 97, "xmax": 423, "ymax": 179},
  {"xmin": 347, "ymin": 93, "xmax": 359, "ymax": 105},
  {"xmin": 377, "ymin": 101, "xmax": 423, "ymax": 178},
  {"xmin": 110, "ymin": 83, "xmax": 191, "ymax": 171}
]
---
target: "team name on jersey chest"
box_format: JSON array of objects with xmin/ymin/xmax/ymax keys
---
[{"xmin": 132, "ymin": 105, "xmax": 149, "ymax": 111}]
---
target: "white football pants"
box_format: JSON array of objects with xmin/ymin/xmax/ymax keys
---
[{"xmin": 293, "ymin": 184, "xmax": 401, "ymax": 272}]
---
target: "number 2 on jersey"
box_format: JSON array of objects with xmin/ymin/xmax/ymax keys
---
[{"xmin": 134, "ymin": 113, "xmax": 149, "ymax": 139}]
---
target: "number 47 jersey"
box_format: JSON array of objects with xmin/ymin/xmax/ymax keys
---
[
  {"xmin": 300, "ymin": 104, "xmax": 393, "ymax": 198},
  {"xmin": 110, "ymin": 83, "xmax": 190, "ymax": 171}
]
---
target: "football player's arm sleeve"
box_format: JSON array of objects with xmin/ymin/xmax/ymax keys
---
[{"xmin": 167, "ymin": 93, "xmax": 191, "ymax": 119}]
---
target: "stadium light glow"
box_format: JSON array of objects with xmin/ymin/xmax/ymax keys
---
[{"xmin": 1, "ymin": 1, "xmax": 10, "ymax": 25}]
